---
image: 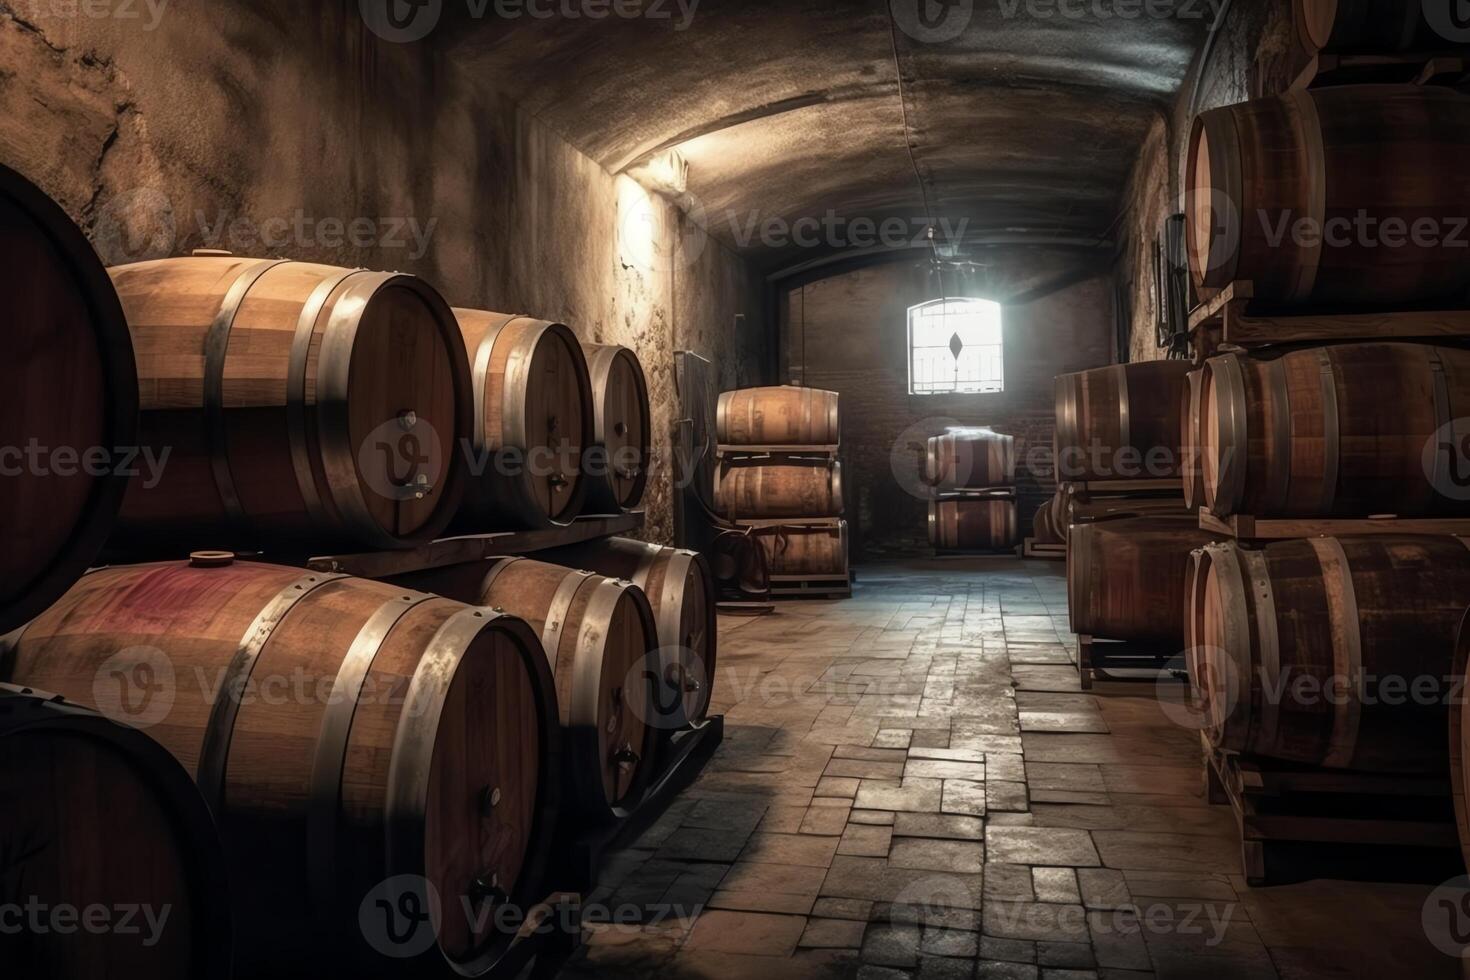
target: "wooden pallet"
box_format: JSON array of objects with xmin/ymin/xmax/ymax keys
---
[
  {"xmin": 768, "ymin": 572, "xmax": 852, "ymax": 599},
  {"xmin": 480, "ymin": 891, "xmax": 584, "ymax": 980},
  {"xmin": 561, "ymin": 716, "xmax": 724, "ymax": 892},
  {"xmin": 931, "ymin": 487, "xmax": 1017, "ymax": 502},
  {"xmin": 1022, "ymin": 538, "xmax": 1066, "ymax": 561},
  {"xmin": 717, "ymin": 444, "xmax": 839, "ymax": 461},
  {"xmin": 1199, "ymin": 510, "xmax": 1470, "ymax": 542},
  {"xmin": 733, "ymin": 516, "xmax": 845, "ymax": 529},
  {"xmin": 1076, "ymin": 634, "xmax": 1183, "ymax": 691},
  {"xmin": 286, "ymin": 513, "xmax": 644, "ymax": 579},
  {"xmin": 1186, "ymin": 280, "xmax": 1470, "ymax": 365},
  {"xmin": 1201, "ymin": 735, "xmax": 1459, "ymax": 886},
  {"xmin": 1063, "ymin": 478, "xmax": 1181, "ymax": 495},
  {"xmin": 1290, "ymin": 52, "xmax": 1468, "ymax": 91}
]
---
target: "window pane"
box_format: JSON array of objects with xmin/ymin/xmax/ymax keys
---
[{"xmin": 907, "ymin": 298, "xmax": 1003, "ymax": 395}]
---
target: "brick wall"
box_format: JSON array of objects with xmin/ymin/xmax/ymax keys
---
[{"xmin": 779, "ymin": 253, "xmax": 1115, "ymax": 559}]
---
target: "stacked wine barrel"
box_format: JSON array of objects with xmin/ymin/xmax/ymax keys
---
[
  {"xmin": 0, "ymin": 555, "xmax": 563, "ymax": 976},
  {"xmin": 1178, "ymin": 69, "xmax": 1470, "ymax": 876},
  {"xmin": 579, "ymin": 343, "xmax": 652, "ymax": 516},
  {"xmin": 715, "ymin": 386, "xmax": 850, "ymax": 595},
  {"xmin": 1053, "ymin": 362, "xmax": 1196, "ymax": 645},
  {"xmin": 925, "ymin": 427, "xmax": 1019, "ymax": 553}
]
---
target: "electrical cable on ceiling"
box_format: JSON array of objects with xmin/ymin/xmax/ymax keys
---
[{"xmin": 883, "ymin": 3, "xmax": 947, "ymax": 304}]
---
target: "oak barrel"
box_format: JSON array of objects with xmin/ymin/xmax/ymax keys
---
[
  {"xmin": 0, "ymin": 558, "xmax": 560, "ymax": 976},
  {"xmin": 452, "ymin": 310, "xmax": 594, "ymax": 531},
  {"xmin": 107, "ymin": 255, "xmax": 471, "ymax": 555},
  {"xmin": 538, "ymin": 537, "xmax": 716, "ymax": 729},
  {"xmin": 1032, "ymin": 500, "xmax": 1064, "ymax": 546},
  {"xmin": 0, "ymin": 164, "xmax": 138, "ymax": 633},
  {"xmin": 1182, "ymin": 369, "xmax": 1207, "ymax": 511},
  {"xmin": 1187, "ymin": 85, "xmax": 1470, "ymax": 307},
  {"xmin": 924, "ymin": 427, "xmax": 1015, "ymax": 490},
  {"xmin": 753, "ymin": 520, "xmax": 850, "ymax": 576},
  {"xmin": 1054, "ymin": 362, "xmax": 1191, "ymax": 482},
  {"xmin": 709, "ymin": 529, "xmax": 770, "ymax": 599},
  {"xmin": 1201, "ymin": 343, "xmax": 1470, "ymax": 518},
  {"xmin": 715, "ymin": 460, "xmax": 844, "ymax": 519},
  {"xmin": 929, "ymin": 499, "xmax": 1018, "ymax": 551},
  {"xmin": 391, "ymin": 557, "xmax": 658, "ymax": 821},
  {"xmin": 717, "ymin": 386, "xmax": 840, "ymax": 446},
  {"xmin": 1450, "ymin": 607, "xmax": 1470, "ymax": 871},
  {"xmin": 1067, "ymin": 516, "xmax": 1215, "ymax": 644},
  {"xmin": 1294, "ymin": 0, "xmax": 1448, "ymax": 55},
  {"xmin": 0, "ymin": 684, "xmax": 230, "ymax": 980},
  {"xmin": 1194, "ymin": 536, "xmax": 1470, "ymax": 771},
  {"xmin": 581, "ymin": 344, "xmax": 651, "ymax": 514}
]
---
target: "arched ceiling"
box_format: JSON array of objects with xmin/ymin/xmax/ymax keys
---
[{"xmin": 443, "ymin": 0, "xmax": 1209, "ymax": 272}]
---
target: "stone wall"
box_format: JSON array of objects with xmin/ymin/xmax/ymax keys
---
[
  {"xmin": 779, "ymin": 252, "xmax": 1114, "ymax": 558},
  {"xmin": 1116, "ymin": 0, "xmax": 1296, "ymax": 362},
  {"xmin": 0, "ymin": 0, "xmax": 768, "ymax": 544}
]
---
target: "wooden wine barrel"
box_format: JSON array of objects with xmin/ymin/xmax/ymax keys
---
[
  {"xmin": 1054, "ymin": 362, "xmax": 1191, "ymax": 483},
  {"xmin": 107, "ymin": 255, "xmax": 471, "ymax": 555},
  {"xmin": 753, "ymin": 521, "xmax": 850, "ymax": 576},
  {"xmin": 1451, "ymin": 607, "xmax": 1470, "ymax": 872},
  {"xmin": 1187, "ymin": 85, "xmax": 1470, "ymax": 307},
  {"xmin": 1201, "ymin": 343, "xmax": 1470, "ymax": 518},
  {"xmin": 1, "ymin": 164, "xmax": 138, "ymax": 633},
  {"xmin": 1032, "ymin": 500, "xmax": 1064, "ymax": 546},
  {"xmin": 715, "ymin": 460, "xmax": 844, "ymax": 519},
  {"xmin": 453, "ymin": 310, "xmax": 594, "ymax": 531},
  {"xmin": 717, "ymin": 386, "xmax": 840, "ymax": 447},
  {"xmin": 538, "ymin": 537, "xmax": 716, "ymax": 729},
  {"xmin": 1196, "ymin": 536, "xmax": 1470, "ymax": 771},
  {"xmin": 390, "ymin": 557, "xmax": 658, "ymax": 821},
  {"xmin": 1294, "ymin": 0, "xmax": 1447, "ymax": 56},
  {"xmin": 930, "ymin": 498, "xmax": 1018, "ymax": 551},
  {"xmin": 924, "ymin": 427, "xmax": 1015, "ymax": 490},
  {"xmin": 709, "ymin": 529, "xmax": 770, "ymax": 599},
  {"xmin": 1184, "ymin": 547, "xmax": 1210, "ymax": 703},
  {"xmin": 1182, "ymin": 369, "xmax": 1206, "ymax": 511},
  {"xmin": 0, "ymin": 558, "xmax": 560, "ymax": 976},
  {"xmin": 1051, "ymin": 482, "xmax": 1189, "ymax": 531},
  {"xmin": 581, "ymin": 344, "xmax": 651, "ymax": 514},
  {"xmin": 0, "ymin": 684, "xmax": 231, "ymax": 980},
  {"xmin": 1067, "ymin": 516, "xmax": 1215, "ymax": 644}
]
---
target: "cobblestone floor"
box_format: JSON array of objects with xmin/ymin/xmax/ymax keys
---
[{"xmin": 556, "ymin": 558, "xmax": 1456, "ymax": 979}]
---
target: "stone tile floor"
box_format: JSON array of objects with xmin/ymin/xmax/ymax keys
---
[{"xmin": 555, "ymin": 559, "xmax": 1458, "ymax": 979}]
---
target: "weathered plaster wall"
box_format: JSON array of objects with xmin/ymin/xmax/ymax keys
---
[
  {"xmin": 1116, "ymin": 0, "xmax": 1295, "ymax": 362},
  {"xmin": 780, "ymin": 253, "xmax": 1114, "ymax": 558},
  {"xmin": 0, "ymin": 0, "xmax": 767, "ymax": 544}
]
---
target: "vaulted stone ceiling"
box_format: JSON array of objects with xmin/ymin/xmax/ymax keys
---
[{"xmin": 443, "ymin": 0, "xmax": 1210, "ymax": 272}]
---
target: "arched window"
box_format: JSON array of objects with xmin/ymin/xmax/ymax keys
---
[{"xmin": 907, "ymin": 298, "xmax": 1004, "ymax": 395}]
